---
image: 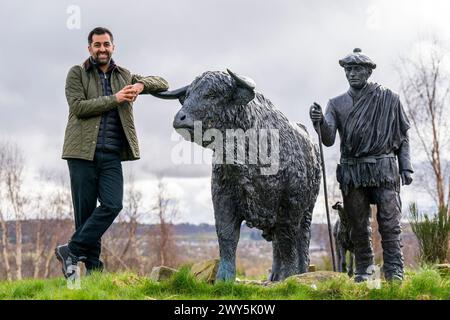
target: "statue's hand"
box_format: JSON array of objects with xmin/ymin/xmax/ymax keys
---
[
  {"xmin": 310, "ymin": 102, "xmax": 323, "ymax": 125},
  {"xmin": 401, "ymin": 170, "xmax": 413, "ymax": 185}
]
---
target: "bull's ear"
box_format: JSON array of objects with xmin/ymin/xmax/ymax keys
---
[
  {"xmin": 178, "ymin": 95, "xmax": 186, "ymax": 105},
  {"xmin": 233, "ymin": 87, "xmax": 255, "ymax": 105},
  {"xmin": 227, "ymin": 69, "xmax": 256, "ymax": 105}
]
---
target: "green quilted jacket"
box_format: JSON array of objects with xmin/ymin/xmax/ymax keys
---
[{"xmin": 62, "ymin": 58, "xmax": 169, "ymax": 161}]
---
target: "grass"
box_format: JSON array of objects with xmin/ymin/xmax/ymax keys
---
[{"xmin": 0, "ymin": 266, "xmax": 448, "ymax": 300}]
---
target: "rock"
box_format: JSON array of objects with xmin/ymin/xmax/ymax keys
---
[
  {"xmin": 435, "ymin": 263, "xmax": 450, "ymax": 277},
  {"xmin": 285, "ymin": 271, "xmax": 346, "ymax": 285},
  {"xmin": 112, "ymin": 274, "xmax": 143, "ymax": 287},
  {"xmin": 308, "ymin": 265, "xmax": 316, "ymax": 272},
  {"xmin": 190, "ymin": 259, "xmax": 220, "ymax": 283},
  {"xmin": 149, "ymin": 266, "xmax": 178, "ymax": 282},
  {"xmin": 235, "ymin": 278, "xmax": 274, "ymax": 287}
]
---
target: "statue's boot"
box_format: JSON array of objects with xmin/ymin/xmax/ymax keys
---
[{"xmin": 381, "ymin": 239, "xmax": 404, "ymax": 281}]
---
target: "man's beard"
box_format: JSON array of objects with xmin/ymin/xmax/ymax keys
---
[{"xmin": 93, "ymin": 52, "xmax": 111, "ymax": 66}]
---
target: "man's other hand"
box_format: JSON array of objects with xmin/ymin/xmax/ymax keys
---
[
  {"xmin": 131, "ymin": 83, "xmax": 144, "ymax": 97},
  {"xmin": 401, "ymin": 170, "xmax": 413, "ymax": 185},
  {"xmin": 115, "ymin": 85, "xmax": 137, "ymax": 103}
]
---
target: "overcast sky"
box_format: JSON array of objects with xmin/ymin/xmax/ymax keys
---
[{"xmin": 0, "ymin": 0, "xmax": 449, "ymax": 224}]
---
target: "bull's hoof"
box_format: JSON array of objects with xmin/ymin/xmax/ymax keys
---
[
  {"xmin": 216, "ymin": 261, "xmax": 236, "ymax": 281},
  {"xmin": 268, "ymin": 271, "xmax": 281, "ymax": 282}
]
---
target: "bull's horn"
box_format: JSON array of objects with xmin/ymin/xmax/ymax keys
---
[
  {"xmin": 150, "ymin": 85, "xmax": 189, "ymax": 100},
  {"xmin": 227, "ymin": 69, "xmax": 256, "ymax": 90}
]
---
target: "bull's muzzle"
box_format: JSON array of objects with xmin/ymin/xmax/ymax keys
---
[{"xmin": 173, "ymin": 110, "xmax": 194, "ymax": 130}]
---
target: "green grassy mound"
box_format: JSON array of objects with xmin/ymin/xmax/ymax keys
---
[{"xmin": 0, "ymin": 266, "xmax": 448, "ymax": 300}]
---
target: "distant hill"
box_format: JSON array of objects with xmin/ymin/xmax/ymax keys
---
[{"xmin": 2, "ymin": 219, "xmax": 417, "ymax": 247}]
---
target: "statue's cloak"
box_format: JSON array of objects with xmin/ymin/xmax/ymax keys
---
[{"xmin": 338, "ymin": 83, "xmax": 410, "ymax": 195}]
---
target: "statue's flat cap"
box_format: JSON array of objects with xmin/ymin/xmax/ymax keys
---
[{"xmin": 339, "ymin": 48, "xmax": 376, "ymax": 69}]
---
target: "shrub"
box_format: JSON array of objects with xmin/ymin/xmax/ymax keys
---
[{"xmin": 409, "ymin": 203, "xmax": 450, "ymax": 264}]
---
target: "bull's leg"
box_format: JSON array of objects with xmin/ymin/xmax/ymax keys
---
[
  {"xmin": 274, "ymin": 222, "xmax": 299, "ymax": 280},
  {"xmin": 216, "ymin": 218, "xmax": 242, "ymax": 281},
  {"xmin": 214, "ymin": 196, "xmax": 242, "ymax": 281},
  {"xmin": 268, "ymin": 240, "xmax": 281, "ymax": 281},
  {"xmin": 298, "ymin": 207, "xmax": 313, "ymax": 274}
]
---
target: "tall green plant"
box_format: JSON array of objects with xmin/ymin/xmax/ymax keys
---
[{"xmin": 409, "ymin": 203, "xmax": 450, "ymax": 264}]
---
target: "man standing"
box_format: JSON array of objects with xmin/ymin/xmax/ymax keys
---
[
  {"xmin": 56, "ymin": 27, "xmax": 169, "ymax": 278},
  {"xmin": 310, "ymin": 48, "xmax": 413, "ymax": 282}
]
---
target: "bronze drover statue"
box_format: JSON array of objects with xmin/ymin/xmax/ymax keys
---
[{"xmin": 310, "ymin": 48, "xmax": 413, "ymax": 282}]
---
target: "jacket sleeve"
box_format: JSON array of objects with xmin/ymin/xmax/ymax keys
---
[
  {"xmin": 396, "ymin": 134, "xmax": 414, "ymax": 172},
  {"xmin": 314, "ymin": 100, "xmax": 338, "ymax": 147},
  {"xmin": 65, "ymin": 66, "xmax": 120, "ymax": 119},
  {"xmin": 131, "ymin": 73, "xmax": 169, "ymax": 94}
]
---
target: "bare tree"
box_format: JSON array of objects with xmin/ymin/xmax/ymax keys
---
[
  {"xmin": 31, "ymin": 192, "xmax": 45, "ymax": 278},
  {"xmin": 101, "ymin": 171, "xmax": 145, "ymax": 274},
  {"xmin": 0, "ymin": 142, "xmax": 12, "ymax": 280},
  {"xmin": 0, "ymin": 141, "xmax": 76, "ymax": 279},
  {"xmin": 118, "ymin": 171, "xmax": 144, "ymax": 273},
  {"xmin": 151, "ymin": 178, "xmax": 179, "ymax": 267},
  {"xmin": 3, "ymin": 142, "xmax": 27, "ymax": 280},
  {"xmin": 35, "ymin": 169, "xmax": 73, "ymax": 278},
  {"xmin": 397, "ymin": 37, "xmax": 450, "ymax": 211}
]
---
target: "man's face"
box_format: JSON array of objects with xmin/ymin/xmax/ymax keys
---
[
  {"xmin": 88, "ymin": 33, "xmax": 115, "ymax": 65},
  {"xmin": 344, "ymin": 64, "xmax": 371, "ymax": 89}
]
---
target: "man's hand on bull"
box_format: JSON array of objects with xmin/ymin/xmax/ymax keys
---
[
  {"xmin": 115, "ymin": 85, "xmax": 138, "ymax": 103},
  {"xmin": 401, "ymin": 170, "xmax": 413, "ymax": 185},
  {"xmin": 310, "ymin": 102, "xmax": 324, "ymax": 125}
]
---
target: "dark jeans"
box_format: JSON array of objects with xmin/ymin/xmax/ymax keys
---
[
  {"xmin": 67, "ymin": 150, "xmax": 123, "ymax": 269},
  {"xmin": 343, "ymin": 187, "xmax": 404, "ymax": 278}
]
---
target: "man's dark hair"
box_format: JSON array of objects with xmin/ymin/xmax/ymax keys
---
[{"xmin": 88, "ymin": 27, "xmax": 114, "ymax": 45}]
